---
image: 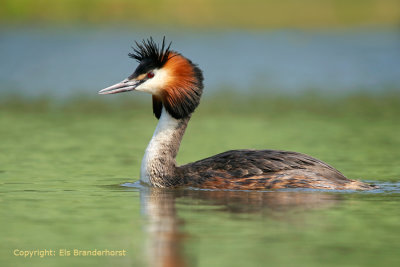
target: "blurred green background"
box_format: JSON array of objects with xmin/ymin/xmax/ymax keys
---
[
  {"xmin": 1, "ymin": 1, "xmax": 400, "ymax": 267},
  {"xmin": 1, "ymin": 0, "xmax": 400, "ymax": 28}
]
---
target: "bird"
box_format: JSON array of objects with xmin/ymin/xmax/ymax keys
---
[{"xmin": 99, "ymin": 37, "xmax": 374, "ymax": 191}]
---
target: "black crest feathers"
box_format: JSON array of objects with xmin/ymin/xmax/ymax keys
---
[{"xmin": 129, "ymin": 37, "xmax": 172, "ymax": 68}]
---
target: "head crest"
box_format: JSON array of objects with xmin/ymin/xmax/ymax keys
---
[{"xmin": 129, "ymin": 37, "xmax": 172, "ymax": 68}]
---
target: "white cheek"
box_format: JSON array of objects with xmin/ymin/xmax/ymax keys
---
[{"xmin": 135, "ymin": 69, "xmax": 169, "ymax": 95}]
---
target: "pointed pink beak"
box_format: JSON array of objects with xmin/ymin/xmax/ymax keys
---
[{"xmin": 98, "ymin": 79, "xmax": 141, "ymax": 95}]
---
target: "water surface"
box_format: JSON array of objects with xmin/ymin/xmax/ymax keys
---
[
  {"xmin": 1, "ymin": 101, "xmax": 400, "ymax": 266},
  {"xmin": 1, "ymin": 26, "xmax": 400, "ymax": 266},
  {"xmin": 0, "ymin": 27, "xmax": 399, "ymax": 98}
]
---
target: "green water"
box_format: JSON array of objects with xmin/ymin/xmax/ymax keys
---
[{"xmin": 1, "ymin": 96, "xmax": 400, "ymax": 267}]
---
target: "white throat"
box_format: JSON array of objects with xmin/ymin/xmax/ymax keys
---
[{"xmin": 140, "ymin": 108, "xmax": 183, "ymax": 185}]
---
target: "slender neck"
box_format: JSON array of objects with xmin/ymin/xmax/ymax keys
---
[{"xmin": 140, "ymin": 108, "xmax": 190, "ymax": 187}]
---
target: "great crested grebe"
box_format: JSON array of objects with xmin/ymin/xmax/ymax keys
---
[{"xmin": 99, "ymin": 37, "xmax": 374, "ymax": 191}]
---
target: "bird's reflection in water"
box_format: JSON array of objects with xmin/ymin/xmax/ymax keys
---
[
  {"xmin": 139, "ymin": 187, "xmax": 341, "ymax": 267},
  {"xmin": 141, "ymin": 187, "xmax": 188, "ymax": 267}
]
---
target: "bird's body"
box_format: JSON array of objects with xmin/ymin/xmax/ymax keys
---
[{"xmin": 99, "ymin": 37, "xmax": 374, "ymax": 191}]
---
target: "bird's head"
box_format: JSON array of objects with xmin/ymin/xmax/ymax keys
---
[{"xmin": 99, "ymin": 37, "xmax": 203, "ymax": 119}]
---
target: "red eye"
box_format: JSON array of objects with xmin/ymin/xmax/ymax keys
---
[{"xmin": 147, "ymin": 72, "xmax": 154, "ymax": 78}]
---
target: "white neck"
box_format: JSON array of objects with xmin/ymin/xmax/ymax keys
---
[{"xmin": 140, "ymin": 108, "xmax": 189, "ymax": 187}]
